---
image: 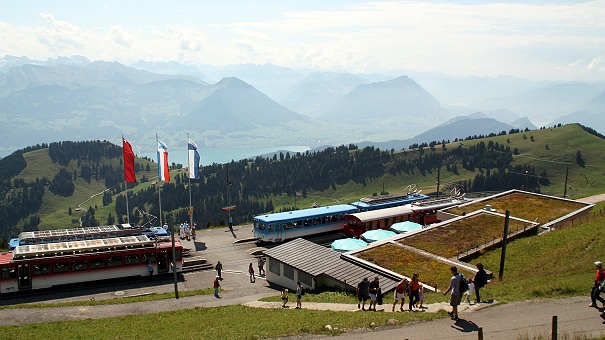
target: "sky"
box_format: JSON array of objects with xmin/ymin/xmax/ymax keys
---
[{"xmin": 1, "ymin": 0, "xmax": 605, "ymax": 81}]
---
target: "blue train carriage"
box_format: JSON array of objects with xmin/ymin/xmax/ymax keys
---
[
  {"xmin": 350, "ymin": 192, "xmax": 429, "ymax": 211},
  {"xmin": 253, "ymin": 204, "xmax": 359, "ymax": 243}
]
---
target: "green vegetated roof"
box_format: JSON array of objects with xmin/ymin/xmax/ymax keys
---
[
  {"xmin": 355, "ymin": 191, "xmax": 592, "ymax": 286},
  {"xmin": 445, "ymin": 191, "xmax": 587, "ymax": 223},
  {"xmin": 401, "ymin": 212, "xmax": 529, "ymax": 258}
]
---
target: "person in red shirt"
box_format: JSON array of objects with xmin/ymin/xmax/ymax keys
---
[
  {"xmin": 408, "ymin": 273, "xmax": 421, "ymax": 311},
  {"xmin": 213, "ymin": 276, "xmax": 221, "ymax": 298},
  {"xmin": 590, "ymin": 261, "xmax": 605, "ymax": 308},
  {"xmin": 392, "ymin": 278, "xmax": 408, "ymax": 312}
]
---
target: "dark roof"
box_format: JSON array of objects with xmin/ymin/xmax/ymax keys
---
[{"xmin": 263, "ymin": 238, "xmax": 399, "ymax": 292}]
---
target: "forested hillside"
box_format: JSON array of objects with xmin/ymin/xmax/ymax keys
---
[{"xmin": 1, "ymin": 123, "xmax": 604, "ymax": 246}]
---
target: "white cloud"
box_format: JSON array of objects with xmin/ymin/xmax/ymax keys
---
[
  {"xmin": 1, "ymin": 1, "xmax": 604, "ymax": 80},
  {"xmin": 109, "ymin": 25, "xmax": 134, "ymax": 48}
]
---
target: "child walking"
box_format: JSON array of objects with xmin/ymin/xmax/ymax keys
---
[
  {"xmin": 248, "ymin": 263, "xmax": 255, "ymax": 283},
  {"xmin": 464, "ymin": 279, "xmax": 475, "ymax": 304},
  {"xmin": 281, "ymin": 288, "xmax": 289, "ymax": 307},
  {"xmin": 417, "ymin": 285, "xmax": 425, "ymax": 309}
]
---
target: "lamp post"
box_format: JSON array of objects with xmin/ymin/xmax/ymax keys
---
[{"xmin": 524, "ymin": 171, "xmax": 529, "ymax": 191}]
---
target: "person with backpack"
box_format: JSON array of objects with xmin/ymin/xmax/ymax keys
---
[
  {"xmin": 443, "ymin": 266, "xmax": 463, "ymax": 321},
  {"xmin": 296, "ymin": 281, "xmax": 304, "ymax": 309}
]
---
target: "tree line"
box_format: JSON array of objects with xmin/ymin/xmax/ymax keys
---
[{"xmin": 0, "ymin": 126, "xmax": 564, "ymax": 242}]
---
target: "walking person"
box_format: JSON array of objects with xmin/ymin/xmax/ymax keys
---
[
  {"xmin": 368, "ymin": 277, "xmax": 380, "ymax": 311},
  {"xmin": 590, "ymin": 261, "xmax": 605, "ymax": 308},
  {"xmin": 215, "ymin": 261, "xmax": 223, "ymax": 279},
  {"xmin": 213, "ymin": 275, "xmax": 221, "ymax": 298},
  {"xmin": 281, "ymin": 288, "xmax": 289, "ymax": 308},
  {"xmin": 417, "ymin": 284, "xmax": 425, "ymax": 309},
  {"xmin": 392, "ymin": 278, "xmax": 408, "ymax": 312},
  {"xmin": 443, "ymin": 266, "xmax": 463, "ymax": 321},
  {"xmin": 408, "ymin": 273, "xmax": 420, "ymax": 311},
  {"xmin": 296, "ymin": 281, "xmax": 303, "ymax": 309},
  {"xmin": 473, "ymin": 262, "xmax": 488, "ymax": 303},
  {"xmin": 257, "ymin": 257, "xmax": 266, "ymax": 276},
  {"xmin": 184, "ymin": 222, "xmax": 190, "ymax": 241},
  {"xmin": 146, "ymin": 259, "xmax": 153, "ymax": 281},
  {"xmin": 357, "ymin": 277, "xmax": 370, "ymax": 310},
  {"xmin": 464, "ymin": 279, "xmax": 476, "ymax": 304},
  {"xmin": 191, "ymin": 222, "xmax": 196, "ymax": 240},
  {"xmin": 248, "ymin": 263, "xmax": 255, "ymax": 283}
]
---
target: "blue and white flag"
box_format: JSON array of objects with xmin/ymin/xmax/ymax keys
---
[
  {"xmin": 188, "ymin": 138, "xmax": 201, "ymax": 179},
  {"xmin": 157, "ymin": 139, "xmax": 170, "ymax": 182}
]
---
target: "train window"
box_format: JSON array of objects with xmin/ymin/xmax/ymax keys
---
[
  {"xmin": 108, "ymin": 256, "xmax": 122, "ymax": 267},
  {"xmin": 1, "ymin": 267, "xmax": 17, "ymax": 279},
  {"xmin": 89, "ymin": 258, "xmax": 105, "ymax": 270},
  {"xmin": 268, "ymin": 224, "xmax": 274, "ymax": 232},
  {"xmin": 313, "ymin": 218, "xmax": 320, "ymax": 225},
  {"xmin": 142, "ymin": 253, "xmax": 156, "ymax": 263},
  {"xmin": 295, "ymin": 220, "xmax": 303, "ymax": 228},
  {"xmin": 125, "ymin": 254, "xmax": 139, "ymax": 265},
  {"xmin": 33, "ymin": 263, "xmax": 51, "ymax": 275},
  {"xmin": 52, "ymin": 262, "xmax": 69, "ymax": 273},
  {"xmin": 283, "ymin": 222, "xmax": 293, "ymax": 230},
  {"xmin": 71, "ymin": 260, "xmax": 87, "ymax": 271},
  {"xmin": 304, "ymin": 219, "xmax": 311, "ymax": 226}
]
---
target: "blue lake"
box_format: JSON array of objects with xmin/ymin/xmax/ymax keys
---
[{"xmin": 141, "ymin": 145, "xmax": 310, "ymax": 166}]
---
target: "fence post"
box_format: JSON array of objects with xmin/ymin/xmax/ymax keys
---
[
  {"xmin": 552, "ymin": 315, "xmax": 558, "ymax": 340},
  {"xmin": 477, "ymin": 327, "xmax": 483, "ymax": 340}
]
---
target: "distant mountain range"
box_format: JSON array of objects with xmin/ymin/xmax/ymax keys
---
[{"xmin": 1, "ymin": 55, "xmax": 604, "ymax": 159}]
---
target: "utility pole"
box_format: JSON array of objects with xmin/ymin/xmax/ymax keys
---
[
  {"xmin": 524, "ymin": 171, "xmax": 529, "ymax": 191},
  {"xmin": 436, "ymin": 167, "xmax": 441, "ymax": 198},
  {"xmin": 499, "ymin": 210, "xmax": 510, "ymax": 281},
  {"xmin": 563, "ymin": 167, "xmax": 569, "ymax": 198}
]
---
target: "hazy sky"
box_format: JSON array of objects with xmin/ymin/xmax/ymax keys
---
[{"xmin": 1, "ymin": 0, "xmax": 605, "ymax": 81}]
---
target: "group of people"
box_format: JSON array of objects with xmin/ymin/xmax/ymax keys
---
[
  {"xmin": 280, "ymin": 282, "xmax": 304, "ymax": 309},
  {"xmin": 178, "ymin": 222, "xmax": 195, "ymax": 240},
  {"xmin": 356, "ymin": 277, "xmax": 382, "ymax": 311},
  {"xmin": 392, "ymin": 273, "xmax": 425, "ymax": 312},
  {"xmin": 248, "ymin": 257, "xmax": 266, "ymax": 283},
  {"xmin": 444, "ymin": 263, "xmax": 488, "ymax": 321}
]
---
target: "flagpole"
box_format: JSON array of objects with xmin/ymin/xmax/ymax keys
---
[
  {"xmin": 158, "ymin": 134, "xmax": 179, "ymax": 299},
  {"xmin": 122, "ymin": 134, "xmax": 131, "ymax": 226},
  {"xmin": 187, "ymin": 133, "xmax": 193, "ymax": 235},
  {"xmin": 156, "ymin": 134, "xmax": 163, "ymax": 228}
]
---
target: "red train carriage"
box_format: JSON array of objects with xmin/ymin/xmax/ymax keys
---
[
  {"xmin": 0, "ymin": 235, "xmax": 183, "ymax": 294},
  {"xmin": 343, "ymin": 196, "xmax": 469, "ymax": 237}
]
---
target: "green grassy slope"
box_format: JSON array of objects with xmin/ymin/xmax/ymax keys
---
[{"xmin": 10, "ymin": 123, "xmax": 605, "ymax": 230}]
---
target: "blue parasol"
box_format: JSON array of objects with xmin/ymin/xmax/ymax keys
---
[
  {"xmin": 330, "ymin": 238, "xmax": 368, "ymax": 252},
  {"xmin": 361, "ymin": 229, "xmax": 397, "ymax": 243},
  {"xmin": 389, "ymin": 221, "xmax": 422, "ymax": 234}
]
